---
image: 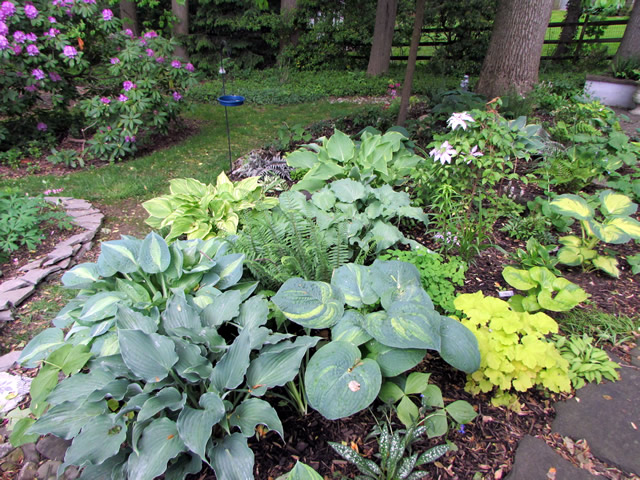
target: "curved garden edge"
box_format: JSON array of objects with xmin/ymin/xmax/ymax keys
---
[{"xmin": 0, "ymin": 197, "xmax": 103, "ymax": 323}]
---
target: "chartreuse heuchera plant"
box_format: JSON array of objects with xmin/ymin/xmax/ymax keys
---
[
  {"xmin": 272, "ymin": 260, "xmax": 481, "ymax": 420},
  {"xmin": 550, "ymin": 190, "xmax": 640, "ymax": 277},
  {"xmin": 16, "ymin": 233, "xmax": 320, "ymax": 480},
  {"xmin": 501, "ymin": 266, "xmax": 589, "ymax": 313},
  {"xmin": 455, "ymin": 292, "xmax": 571, "ymax": 410},
  {"xmin": 285, "ymin": 128, "xmax": 424, "ymax": 192},
  {"xmin": 142, "ymin": 172, "xmax": 277, "ymax": 242}
]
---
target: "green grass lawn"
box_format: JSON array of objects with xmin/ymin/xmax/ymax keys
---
[{"xmin": 2, "ymin": 101, "xmax": 364, "ymax": 206}]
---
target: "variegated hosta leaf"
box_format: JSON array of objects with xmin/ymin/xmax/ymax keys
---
[
  {"xmin": 361, "ymin": 302, "xmax": 441, "ymax": 350},
  {"xmin": 116, "ymin": 305, "xmax": 157, "ymax": 334},
  {"xmin": 549, "ymin": 194, "xmax": 594, "ymax": 221},
  {"xmin": 127, "ymin": 418, "xmax": 187, "ymax": 480},
  {"xmin": 305, "ymin": 341, "xmax": 381, "ymax": 420},
  {"xmin": 593, "ymin": 255, "xmax": 620, "ymax": 277},
  {"xmin": 98, "ymin": 237, "xmax": 141, "ymax": 275},
  {"xmin": 589, "ymin": 219, "xmax": 630, "ymax": 244},
  {"xmin": 79, "ymin": 292, "xmax": 128, "ymax": 324},
  {"xmin": 331, "ymin": 311, "xmax": 372, "ymax": 346},
  {"xmin": 599, "ymin": 189, "xmax": 637, "ymax": 217},
  {"xmin": 606, "ymin": 216, "xmax": 640, "ymax": 240},
  {"xmin": 138, "ymin": 232, "xmax": 171, "ymax": 274},
  {"xmin": 272, "ymin": 278, "xmax": 345, "ymax": 329},
  {"xmin": 210, "ymin": 253, "xmax": 244, "ymax": 290},
  {"xmin": 331, "ymin": 264, "xmax": 379, "ymax": 308},
  {"xmin": 62, "ymin": 263, "xmax": 100, "ymax": 289},
  {"xmin": 557, "ymin": 246, "xmax": 585, "ymax": 266},
  {"xmin": 502, "ymin": 266, "xmax": 536, "ymax": 291},
  {"xmin": 369, "ymin": 260, "xmax": 423, "ymax": 298},
  {"xmin": 18, "ymin": 328, "xmax": 64, "ymax": 368},
  {"xmin": 209, "ymin": 433, "xmax": 254, "ymax": 480}
]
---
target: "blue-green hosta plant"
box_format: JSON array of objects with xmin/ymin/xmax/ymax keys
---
[
  {"xmin": 550, "ymin": 190, "xmax": 640, "ymax": 277},
  {"xmin": 501, "ymin": 266, "xmax": 589, "ymax": 313},
  {"xmin": 271, "ymin": 260, "xmax": 480, "ymax": 421},
  {"xmin": 17, "ymin": 232, "xmax": 320, "ymax": 480},
  {"xmin": 285, "ymin": 128, "xmax": 424, "ymax": 192},
  {"xmin": 142, "ymin": 172, "xmax": 278, "ymax": 242}
]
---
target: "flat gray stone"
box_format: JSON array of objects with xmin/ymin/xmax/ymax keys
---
[
  {"xmin": 0, "ymin": 351, "xmax": 21, "ymax": 372},
  {"xmin": 0, "ymin": 286, "xmax": 35, "ymax": 307},
  {"xmin": 19, "ymin": 258, "xmax": 45, "ymax": 272},
  {"xmin": 36, "ymin": 459, "xmax": 61, "ymax": 479},
  {"xmin": 62, "ymin": 465, "xmax": 80, "ymax": 480},
  {"xmin": 0, "ymin": 310, "xmax": 12, "ymax": 322},
  {"xmin": 65, "ymin": 208, "xmax": 102, "ymax": 218},
  {"xmin": 76, "ymin": 241, "xmax": 93, "ymax": 259},
  {"xmin": 0, "ymin": 278, "xmax": 29, "ymax": 294},
  {"xmin": 56, "ymin": 231, "xmax": 95, "ymax": 249},
  {"xmin": 0, "ymin": 373, "xmax": 32, "ymax": 413},
  {"xmin": 72, "ymin": 212, "xmax": 103, "ymax": 227},
  {"xmin": 506, "ymin": 435, "xmax": 598, "ymax": 480},
  {"xmin": 21, "ymin": 265, "xmax": 61, "ymax": 286},
  {"xmin": 0, "ymin": 297, "xmax": 8, "ymax": 310},
  {"xmin": 42, "ymin": 245, "xmax": 74, "ymax": 267},
  {"xmin": 36, "ymin": 435, "xmax": 70, "ymax": 462},
  {"xmin": 22, "ymin": 443, "xmax": 39, "ymax": 464},
  {"xmin": 61, "ymin": 199, "xmax": 92, "ymax": 210},
  {"xmin": 552, "ymin": 348, "xmax": 640, "ymax": 475},
  {"xmin": 16, "ymin": 461, "xmax": 37, "ymax": 480},
  {"xmin": 0, "ymin": 443, "xmax": 12, "ymax": 460},
  {"xmin": 56, "ymin": 257, "xmax": 72, "ymax": 270}
]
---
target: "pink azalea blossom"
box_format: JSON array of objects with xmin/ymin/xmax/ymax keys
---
[
  {"xmin": 63, "ymin": 45, "xmax": 77, "ymax": 58},
  {"xmin": 118, "ymin": 94, "xmax": 128, "ymax": 102},
  {"xmin": 171, "ymin": 60, "xmax": 181, "ymax": 69},
  {"xmin": 49, "ymin": 71, "xmax": 61, "ymax": 82},
  {"xmin": 0, "ymin": 35, "xmax": 7, "ymax": 50},
  {"xmin": 143, "ymin": 31, "xmax": 157, "ymax": 38},
  {"xmin": 25, "ymin": 84, "xmax": 37, "ymax": 92},
  {"xmin": 13, "ymin": 30, "xmax": 25, "ymax": 43},
  {"xmin": 12, "ymin": 44, "xmax": 21, "ymax": 54},
  {"xmin": 155, "ymin": 56, "xmax": 164, "ymax": 63},
  {"xmin": 24, "ymin": 4, "xmax": 38, "ymax": 19},
  {"xmin": 100, "ymin": 97, "xmax": 110, "ymax": 104},
  {"xmin": 146, "ymin": 48, "xmax": 154, "ymax": 56},
  {"xmin": 110, "ymin": 57, "xmax": 120, "ymax": 64},
  {"xmin": 0, "ymin": 21, "xmax": 7, "ymax": 35},
  {"xmin": 122, "ymin": 80, "xmax": 136, "ymax": 91},
  {"xmin": 101, "ymin": 8, "xmax": 113, "ymax": 21},
  {"xmin": 45, "ymin": 27, "xmax": 60, "ymax": 37},
  {"xmin": 32, "ymin": 68, "xmax": 45, "ymax": 80},
  {"xmin": 173, "ymin": 91, "xmax": 182, "ymax": 101},
  {"xmin": 26, "ymin": 44, "xmax": 39, "ymax": 56},
  {"xmin": 0, "ymin": 1, "xmax": 15, "ymax": 20},
  {"xmin": 185, "ymin": 63, "xmax": 195, "ymax": 72},
  {"xmin": 25, "ymin": 33, "xmax": 37, "ymax": 42},
  {"xmin": 48, "ymin": 16, "xmax": 56, "ymax": 23}
]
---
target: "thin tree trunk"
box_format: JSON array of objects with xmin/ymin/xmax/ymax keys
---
[
  {"xmin": 475, "ymin": 0, "xmax": 553, "ymax": 99},
  {"xmin": 172, "ymin": 0, "xmax": 189, "ymax": 60},
  {"xmin": 553, "ymin": 0, "xmax": 583, "ymax": 60},
  {"xmin": 397, "ymin": 0, "xmax": 425, "ymax": 126},
  {"xmin": 367, "ymin": 0, "xmax": 399, "ymax": 76},
  {"xmin": 119, "ymin": 0, "xmax": 139, "ymax": 37},
  {"xmin": 279, "ymin": 0, "xmax": 299, "ymax": 54},
  {"xmin": 616, "ymin": 0, "xmax": 640, "ymax": 61}
]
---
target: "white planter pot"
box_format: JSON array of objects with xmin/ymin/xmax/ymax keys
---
[{"xmin": 584, "ymin": 75, "xmax": 638, "ymax": 109}]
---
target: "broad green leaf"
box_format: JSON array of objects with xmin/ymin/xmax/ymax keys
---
[
  {"xmin": 18, "ymin": 328, "xmax": 64, "ymax": 368},
  {"xmin": 62, "ymin": 263, "xmax": 100, "ymax": 289},
  {"xmin": 115, "ymin": 278, "xmax": 152, "ymax": 304},
  {"xmin": 589, "ymin": 219, "xmax": 629, "ymax": 244},
  {"xmin": 331, "ymin": 311, "xmax": 372, "ymax": 346},
  {"xmin": 326, "ymin": 130, "xmax": 355, "ymax": 163},
  {"xmin": 29, "ymin": 400, "xmax": 107, "ymax": 439},
  {"xmin": 287, "ymin": 461, "xmax": 324, "ymax": 480},
  {"xmin": 116, "ymin": 305, "xmax": 157, "ymax": 334},
  {"xmin": 172, "ymin": 337, "xmax": 213, "ymax": 382},
  {"xmin": 164, "ymin": 453, "xmax": 203, "ymax": 480},
  {"xmin": 177, "ymin": 394, "xmax": 225, "ymax": 461},
  {"xmin": 9, "ymin": 418, "xmax": 39, "ymax": 447},
  {"xmin": 138, "ymin": 232, "xmax": 171, "ymax": 274},
  {"xmin": 378, "ymin": 381, "xmax": 405, "ymax": 403},
  {"xmin": 361, "ymin": 221, "xmax": 404, "ymax": 252},
  {"xmin": 246, "ymin": 336, "xmax": 320, "ymax": 396},
  {"xmin": 170, "ymin": 178, "xmax": 208, "ymax": 196},
  {"xmin": 210, "ymin": 329, "xmax": 252, "ymax": 392},
  {"xmin": 311, "ymin": 189, "xmax": 336, "ymax": 210},
  {"xmin": 599, "ymin": 190, "xmax": 637, "ymax": 217},
  {"xmin": 79, "ymin": 292, "xmax": 127, "ymax": 324},
  {"xmin": 607, "ymin": 216, "xmax": 640, "ymax": 240},
  {"xmin": 76, "ymin": 452, "xmax": 128, "ymax": 480},
  {"xmin": 369, "ymin": 260, "xmax": 422, "ymax": 298},
  {"xmin": 99, "ymin": 237, "xmax": 141, "ymax": 274},
  {"xmin": 209, "ymin": 433, "xmax": 254, "ymax": 480},
  {"xmin": 445, "ymin": 400, "xmax": 477, "ymax": 424},
  {"xmin": 405, "ymin": 372, "xmax": 431, "ymax": 395},
  {"xmin": 439, "ymin": 315, "xmax": 480, "ymax": 373},
  {"xmin": 211, "ymin": 253, "xmax": 244, "ymax": 290},
  {"xmin": 365, "ymin": 340, "xmax": 425, "ymax": 377},
  {"xmin": 361, "ymin": 302, "xmax": 441, "ymax": 350},
  {"xmin": 331, "ymin": 264, "xmax": 378, "ymax": 308},
  {"xmin": 528, "ymin": 267, "xmax": 558, "ymax": 289},
  {"xmin": 119, "ymin": 330, "xmax": 178, "ymax": 383},
  {"xmin": 127, "ymin": 418, "xmax": 187, "ymax": 480},
  {"xmin": 593, "ymin": 255, "xmax": 620, "ymax": 277},
  {"xmin": 235, "ymin": 295, "xmax": 269, "ymax": 330},
  {"xmin": 47, "ymin": 343, "xmax": 92, "ymax": 376},
  {"xmin": 137, "ymin": 388, "xmax": 186, "ymax": 422},
  {"xmin": 557, "ymin": 246, "xmax": 584, "ymax": 266},
  {"xmin": 162, "ymin": 292, "xmax": 201, "ymax": 331},
  {"xmin": 501, "ymin": 266, "xmax": 536, "ymax": 291},
  {"xmin": 537, "ymin": 285, "xmax": 588, "ymax": 312},
  {"xmin": 47, "ymin": 369, "xmax": 114, "ymax": 406},
  {"xmin": 549, "ymin": 194, "xmax": 594, "ymax": 221},
  {"xmin": 201, "ymin": 290, "xmax": 242, "ymax": 326},
  {"xmin": 305, "ymin": 341, "xmax": 381, "ymax": 420},
  {"xmin": 424, "ymin": 411, "xmax": 448, "ymax": 438},
  {"xmin": 272, "ymin": 278, "xmax": 345, "ymax": 329},
  {"xmin": 229, "ymin": 398, "xmax": 284, "ymax": 439},
  {"xmin": 286, "ymin": 150, "xmax": 318, "ymax": 169},
  {"xmin": 396, "ymin": 396, "xmax": 419, "ymax": 427},
  {"xmin": 64, "ymin": 414, "xmax": 127, "ymax": 467},
  {"xmin": 143, "ymin": 197, "xmax": 175, "ymax": 221},
  {"xmin": 329, "ymin": 179, "xmax": 367, "ymax": 203},
  {"xmin": 29, "ymin": 364, "xmax": 59, "ymax": 416}
]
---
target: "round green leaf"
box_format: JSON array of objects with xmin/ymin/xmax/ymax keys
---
[
  {"xmin": 331, "ymin": 311, "xmax": 372, "ymax": 346},
  {"xmin": 445, "ymin": 400, "xmax": 477, "ymax": 424},
  {"xmin": 550, "ymin": 194, "xmax": 594, "ymax": 221},
  {"xmin": 305, "ymin": 341, "xmax": 381, "ymax": 420},
  {"xmin": 326, "ymin": 129, "xmax": 355, "ymax": 163},
  {"xmin": 502, "ymin": 266, "xmax": 536, "ymax": 291},
  {"xmin": 272, "ymin": 278, "xmax": 345, "ymax": 329},
  {"xmin": 62, "ymin": 263, "xmax": 100, "ymax": 289},
  {"xmin": 329, "ymin": 179, "xmax": 367, "ymax": 203}
]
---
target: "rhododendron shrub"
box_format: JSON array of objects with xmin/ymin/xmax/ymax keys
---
[{"xmin": 0, "ymin": 0, "xmax": 197, "ymax": 163}]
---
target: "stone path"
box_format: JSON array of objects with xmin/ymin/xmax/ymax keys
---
[
  {"xmin": 0, "ymin": 197, "xmax": 103, "ymax": 323},
  {"xmin": 507, "ymin": 344, "xmax": 640, "ymax": 480}
]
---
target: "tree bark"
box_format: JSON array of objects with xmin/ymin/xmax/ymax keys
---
[
  {"xmin": 119, "ymin": 0, "xmax": 139, "ymax": 37},
  {"xmin": 616, "ymin": 0, "xmax": 640, "ymax": 61},
  {"xmin": 475, "ymin": 0, "xmax": 553, "ymax": 99},
  {"xmin": 397, "ymin": 0, "xmax": 425, "ymax": 126},
  {"xmin": 367, "ymin": 0, "xmax": 399, "ymax": 76},
  {"xmin": 172, "ymin": 0, "xmax": 189, "ymax": 60},
  {"xmin": 279, "ymin": 0, "xmax": 299, "ymax": 54},
  {"xmin": 552, "ymin": 0, "xmax": 583, "ymax": 60}
]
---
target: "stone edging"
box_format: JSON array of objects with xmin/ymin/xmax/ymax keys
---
[{"xmin": 0, "ymin": 197, "xmax": 103, "ymax": 322}]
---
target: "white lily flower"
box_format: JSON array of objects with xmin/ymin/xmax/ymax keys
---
[{"xmin": 447, "ymin": 111, "xmax": 475, "ymax": 131}]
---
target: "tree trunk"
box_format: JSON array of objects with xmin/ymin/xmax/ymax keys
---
[
  {"xmin": 552, "ymin": 0, "xmax": 582, "ymax": 60},
  {"xmin": 279, "ymin": 0, "xmax": 299, "ymax": 54},
  {"xmin": 397, "ymin": 0, "xmax": 425, "ymax": 126},
  {"xmin": 172, "ymin": 0, "xmax": 189, "ymax": 60},
  {"xmin": 367, "ymin": 0, "xmax": 399, "ymax": 76},
  {"xmin": 616, "ymin": 0, "xmax": 640, "ymax": 61},
  {"xmin": 475, "ymin": 0, "xmax": 553, "ymax": 99},
  {"xmin": 119, "ymin": 0, "xmax": 139, "ymax": 37}
]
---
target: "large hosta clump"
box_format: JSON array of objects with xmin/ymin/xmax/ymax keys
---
[
  {"xmin": 272, "ymin": 260, "xmax": 481, "ymax": 420},
  {"xmin": 18, "ymin": 233, "xmax": 319, "ymax": 480}
]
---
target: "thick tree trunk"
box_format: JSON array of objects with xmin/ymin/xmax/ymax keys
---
[
  {"xmin": 475, "ymin": 0, "xmax": 553, "ymax": 99},
  {"xmin": 553, "ymin": 0, "xmax": 583, "ymax": 60},
  {"xmin": 279, "ymin": 0, "xmax": 299, "ymax": 54},
  {"xmin": 172, "ymin": 0, "xmax": 189, "ymax": 60},
  {"xmin": 616, "ymin": 0, "xmax": 640, "ymax": 61},
  {"xmin": 119, "ymin": 0, "xmax": 139, "ymax": 37},
  {"xmin": 367, "ymin": 0, "xmax": 399, "ymax": 76},
  {"xmin": 397, "ymin": 0, "xmax": 425, "ymax": 126}
]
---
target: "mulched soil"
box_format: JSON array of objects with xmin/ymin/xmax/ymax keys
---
[{"xmin": 1, "ymin": 99, "xmax": 640, "ymax": 480}]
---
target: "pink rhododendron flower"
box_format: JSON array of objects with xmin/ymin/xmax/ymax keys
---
[
  {"xmin": 0, "ymin": 35, "xmax": 7, "ymax": 50},
  {"xmin": 24, "ymin": 4, "xmax": 38, "ymax": 19},
  {"xmin": 173, "ymin": 91, "xmax": 182, "ymax": 101},
  {"xmin": 171, "ymin": 60, "xmax": 181, "ymax": 68},
  {"xmin": 32, "ymin": 68, "xmax": 45, "ymax": 80},
  {"xmin": 122, "ymin": 80, "xmax": 136, "ymax": 91},
  {"xmin": 13, "ymin": 30, "xmax": 25, "ymax": 43},
  {"xmin": 12, "ymin": 44, "xmax": 22, "ymax": 54},
  {"xmin": 110, "ymin": 57, "xmax": 120, "ymax": 64},
  {"xmin": 63, "ymin": 45, "xmax": 77, "ymax": 57},
  {"xmin": 0, "ymin": 1, "xmax": 15, "ymax": 20},
  {"xmin": 143, "ymin": 30, "xmax": 157, "ymax": 38},
  {"xmin": 155, "ymin": 56, "xmax": 164, "ymax": 63},
  {"xmin": 101, "ymin": 8, "xmax": 113, "ymax": 21},
  {"xmin": 146, "ymin": 48, "xmax": 154, "ymax": 56},
  {"xmin": 100, "ymin": 97, "xmax": 110, "ymax": 104},
  {"xmin": 25, "ymin": 33, "xmax": 37, "ymax": 42},
  {"xmin": 49, "ymin": 71, "xmax": 61, "ymax": 82},
  {"xmin": 45, "ymin": 27, "xmax": 60, "ymax": 37},
  {"xmin": 118, "ymin": 94, "xmax": 128, "ymax": 102},
  {"xmin": 25, "ymin": 84, "xmax": 37, "ymax": 92},
  {"xmin": 0, "ymin": 21, "xmax": 7, "ymax": 35},
  {"xmin": 48, "ymin": 16, "xmax": 56, "ymax": 22},
  {"xmin": 185, "ymin": 63, "xmax": 195, "ymax": 72},
  {"xmin": 37, "ymin": 122, "xmax": 47, "ymax": 131},
  {"xmin": 26, "ymin": 44, "xmax": 39, "ymax": 56}
]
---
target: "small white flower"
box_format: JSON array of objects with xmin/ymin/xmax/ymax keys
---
[
  {"xmin": 447, "ymin": 111, "xmax": 475, "ymax": 131},
  {"xmin": 466, "ymin": 144, "xmax": 484, "ymax": 164},
  {"xmin": 429, "ymin": 141, "xmax": 457, "ymax": 165}
]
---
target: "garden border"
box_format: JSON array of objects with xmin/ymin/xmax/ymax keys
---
[{"xmin": 0, "ymin": 197, "xmax": 103, "ymax": 322}]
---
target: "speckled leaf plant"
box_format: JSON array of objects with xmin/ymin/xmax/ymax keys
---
[
  {"xmin": 17, "ymin": 232, "xmax": 319, "ymax": 480},
  {"xmin": 271, "ymin": 260, "xmax": 481, "ymax": 421}
]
